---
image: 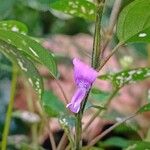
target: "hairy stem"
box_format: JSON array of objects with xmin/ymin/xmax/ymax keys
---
[
  {"xmin": 74, "ymin": 0, "xmax": 105, "ymax": 149},
  {"xmin": 75, "ymin": 111, "xmax": 82, "ymax": 150},
  {"xmin": 92, "ymin": 0, "xmax": 105, "ymax": 69},
  {"xmin": 1, "ymin": 64, "xmax": 18, "ymax": 150}
]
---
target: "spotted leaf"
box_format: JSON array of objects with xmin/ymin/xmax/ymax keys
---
[
  {"xmin": 0, "ymin": 39, "xmax": 43, "ymax": 98},
  {"xmin": 50, "ymin": 0, "xmax": 96, "ymax": 20},
  {"xmin": 117, "ymin": 0, "xmax": 150, "ymax": 43},
  {"xmin": 0, "ymin": 30, "xmax": 57, "ymax": 77},
  {"xmin": 0, "ymin": 20, "xmax": 28, "ymax": 34},
  {"xmin": 99, "ymin": 68, "xmax": 150, "ymax": 88}
]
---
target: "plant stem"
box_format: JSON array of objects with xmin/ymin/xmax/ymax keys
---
[
  {"xmin": 26, "ymin": 83, "xmax": 39, "ymax": 148},
  {"xmin": 57, "ymin": 133, "xmax": 68, "ymax": 150},
  {"xmin": 83, "ymin": 88, "xmax": 119, "ymax": 132},
  {"xmin": 75, "ymin": 111, "xmax": 82, "ymax": 150},
  {"xmin": 102, "ymin": 0, "xmax": 122, "ymax": 54},
  {"xmin": 83, "ymin": 109, "xmax": 100, "ymax": 132},
  {"xmin": 55, "ymin": 80, "xmax": 69, "ymax": 104},
  {"xmin": 85, "ymin": 112, "xmax": 137, "ymax": 148},
  {"xmin": 31, "ymin": 124, "xmax": 38, "ymax": 148},
  {"xmin": 92, "ymin": 0, "xmax": 105, "ymax": 69},
  {"xmin": 1, "ymin": 64, "xmax": 18, "ymax": 150},
  {"xmin": 74, "ymin": 0, "xmax": 105, "ymax": 149},
  {"xmin": 48, "ymin": 120, "xmax": 57, "ymax": 150},
  {"xmin": 98, "ymin": 42, "xmax": 123, "ymax": 71}
]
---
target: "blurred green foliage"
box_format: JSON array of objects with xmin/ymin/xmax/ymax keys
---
[
  {"xmin": 0, "ymin": 0, "xmax": 91, "ymax": 36},
  {"xmin": 0, "ymin": 0, "xmax": 150, "ymax": 149}
]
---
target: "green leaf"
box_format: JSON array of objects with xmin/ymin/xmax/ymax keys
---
[
  {"xmin": 138, "ymin": 103, "xmax": 150, "ymax": 113},
  {"xmin": 41, "ymin": 91, "xmax": 66, "ymax": 117},
  {"xmin": 121, "ymin": 0, "xmax": 135, "ymax": 9},
  {"xmin": 59, "ymin": 114, "xmax": 75, "ymax": 146},
  {"xmin": 99, "ymin": 68, "xmax": 150, "ymax": 88},
  {"xmin": 0, "ymin": 30, "xmax": 57, "ymax": 77},
  {"xmin": 117, "ymin": 0, "xmax": 150, "ymax": 43},
  {"xmin": 0, "ymin": 20, "xmax": 28, "ymax": 34},
  {"xmin": 0, "ymin": 39, "xmax": 43, "ymax": 98},
  {"xmin": 59, "ymin": 115, "xmax": 75, "ymax": 128},
  {"xmin": 124, "ymin": 141, "xmax": 150, "ymax": 150},
  {"xmin": 0, "ymin": 0, "xmax": 16, "ymax": 20},
  {"xmin": 128, "ymin": 27, "xmax": 150, "ymax": 43},
  {"xmin": 114, "ymin": 123, "xmax": 140, "ymax": 139},
  {"xmin": 84, "ymin": 98, "xmax": 106, "ymax": 110},
  {"xmin": 102, "ymin": 137, "xmax": 128, "ymax": 148},
  {"xmin": 90, "ymin": 88, "xmax": 110, "ymax": 102},
  {"xmin": 21, "ymin": 0, "xmax": 50, "ymax": 11},
  {"xmin": 50, "ymin": 0, "xmax": 96, "ymax": 20}
]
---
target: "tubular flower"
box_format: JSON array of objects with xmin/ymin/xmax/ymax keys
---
[{"xmin": 66, "ymin": 58, "xmax": 98, "ymax": 113}]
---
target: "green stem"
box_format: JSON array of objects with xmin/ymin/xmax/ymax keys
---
[
  {"xmin": 83, "ymin": 88, "xmax": 119, "ymax": 132},
  {"xmin": 75, "ymin": 111, "xmax": 82, "ymax": 150},
  {"xmin": 1, "ymin": 64, "xmax": 18, "ymax": 150},
  {"xmin": 31, "ymin": 124, "xmax": 38, "ymax": 149},
  {"xmin": 98, "ymin": 42, "xmax": 123, "ymax": 71},
  {"xmin": 92, "ymin": 0, "xmax": 105, "ymax": 69},
  {"xmin": 86, "ymin": 112, "xmax": 137, "ymax": 148},
  {"xmin": 74, "ymin": 1, "xmax": 105, "ymax": 149},
  {"xmin": 26, "ymin": 83, "xmax": 38, "ymax": 149}
]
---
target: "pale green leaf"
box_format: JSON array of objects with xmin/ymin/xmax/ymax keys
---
[
  {"xmin": 50, "ymin": 0, "xmax": 96, "ymax": 20},
  {"xmin": 99, "ymin": 68, "xmax": 150, "ymax": 88},
  {"xmin": 0, "ymin": 20, "xmax": 28, "ymax": 34}
]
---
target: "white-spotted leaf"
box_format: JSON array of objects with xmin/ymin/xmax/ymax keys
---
[
  {"xmin": 0, "ymin": 20, "xmax": 28, "ymax": 34},
  {"xmin": 0, "ymin": 30, "xmax": 57, "ymax": 77},
  {"xmin": 0, "ymin": 39, "xmax": 43, "ymax": 98},
  {"xmin": 50, "ymin": 0, "xmax": 96, "ymax": 20},
  {"xmin": 99, "ymin": 68, "xmax": 150, "ymax": 88},
  {"xmin": 128, "ymin": 27, "xmax": 150, "ymax": 43},
  {"xmin": 117, "ymin": 0, "xmax": 150, "ymax": 43}
]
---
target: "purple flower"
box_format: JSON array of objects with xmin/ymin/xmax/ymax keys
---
[{"xmin": 66, "ymin": 58, "xmax": 98, "ymax": 113}]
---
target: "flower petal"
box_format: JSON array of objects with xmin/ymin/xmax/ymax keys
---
[
  {"xmin": 73, "ymin": 58, "xmax": 98, "ymax": 85},
  {"xmin": 66, "ymin": 87, "xmax": 87, "ymax": 113}
]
